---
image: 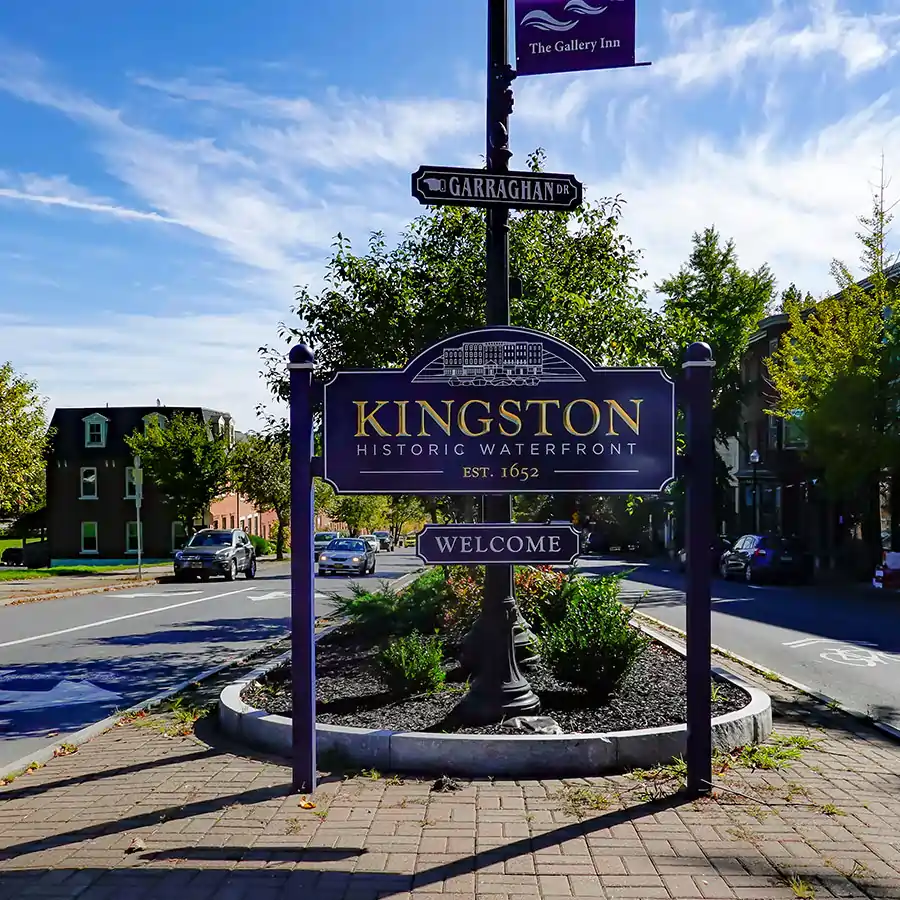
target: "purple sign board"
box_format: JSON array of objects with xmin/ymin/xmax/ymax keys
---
[
  {"xmin": 416, "ymin": 523, "xmax": 581, "ymax": 566},
  {"xmin": 322, "ymin": 327, "xmax": 675, "ymax": 496},
  {"xmin": 515, "ymin": 0, "xmax": 636, "ymax": 77}
]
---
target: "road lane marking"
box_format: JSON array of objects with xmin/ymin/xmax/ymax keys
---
[
  {"xmin": 117, "ymin": 591, "xmax": 202, "ymax": 598},
  {"xmin": 784, "ymin": 637, "xmax": 876, "ymax": 648},
  {"xmin": 0, "ymin": 587, "xmax": 257, "ymax": 649},
  {"xmin": 248, "ymin": 591, "xmax": 289, "ymax": 602}
]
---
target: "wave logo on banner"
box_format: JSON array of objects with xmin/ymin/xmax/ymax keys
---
[{"xmin": 520, "ymin": 0, "xmax": 621, "ymax": 33}]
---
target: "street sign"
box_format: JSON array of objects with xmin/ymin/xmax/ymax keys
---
[
  {"xmin": 416, "ymin": 523, "xmax": 581, "ymax": 566},
  {"xmin": 322, "ymin": 326, "xmax": 675, "ymax": 496},
  {"xmin": 515, "ymin": 0, "xmax": 638, "ymax": 77},
  {"xmin": 411, "ymin": 166, "xmax": 583, "ymax": 212}
]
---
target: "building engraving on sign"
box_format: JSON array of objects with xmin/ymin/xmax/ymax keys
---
[{"xmin": 410, "ymin": 339, "xmax": 583, "ymax": 387}]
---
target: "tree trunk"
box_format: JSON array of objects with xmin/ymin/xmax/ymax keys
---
[{"xmin": 275, "ymin": 512, "xmax": 286, "ymax": 561}]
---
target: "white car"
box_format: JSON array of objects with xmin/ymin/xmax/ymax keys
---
[
  {"xmin": 358, "ymin": 535, "xmax": 380, "ymax": 553},
  {"xmin": 318, "ymin": 538, "xmax": 376, "ymax": 576},
  {"xmin": 314, "ymin": 532, "xmax": 339, "ymax": 555}
]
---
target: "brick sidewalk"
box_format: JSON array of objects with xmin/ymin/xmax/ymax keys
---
[{"xmin": 1, "ymin": 664, "xmax": 899, "ymax": 899}]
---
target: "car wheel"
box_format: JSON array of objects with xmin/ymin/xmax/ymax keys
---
[
  {"xmin": 719, "ymin": 560, "xmax": 729, "ymax": 580},
  {"xmin": 225, "ymin": 558, "xmax": 237, "ymax": 582},
  {"xmin": 200, "ymin": 573, "xmax": 210, "ymax": 582},
  {"xmin": 744, "ymin": 564, "xmax": 754, "ymax": 584},
  {"xmin": 245, "ymin": 557, "xmax": 257, "ymax": 579}
]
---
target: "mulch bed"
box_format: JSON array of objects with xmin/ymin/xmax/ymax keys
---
[{"xmin": 240, "ymin": 626, "xmax": 751, "ymax": 736}]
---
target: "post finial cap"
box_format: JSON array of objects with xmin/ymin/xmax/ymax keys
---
[
  {"xmin": 288, "ymin": 343, "xmax": 315, "ymax": 370},
  {"xmin": 683, "ymin": 342, "xmax": 716, "ymax": 369}
]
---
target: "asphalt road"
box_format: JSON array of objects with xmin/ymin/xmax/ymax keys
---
[
  {"xmin": 0, "ymin": 548, "xmax": 423, "ymax": 770},
  {"xmin": 575, "ymin": 558, "xmax": 900, "ymax": 732}
]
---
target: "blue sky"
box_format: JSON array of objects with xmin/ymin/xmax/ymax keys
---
[{"xmin": 1, "ymin": 0, "xmax": 899, "ymax": 428}]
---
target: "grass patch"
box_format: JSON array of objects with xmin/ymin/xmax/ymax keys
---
[
  {"xmin": 0, "ymin": 562, "xmax": 170, "ymax": 582},
  {"xmin": 552, "ymin": 785, "xmax": 612, "ymax": 819}
]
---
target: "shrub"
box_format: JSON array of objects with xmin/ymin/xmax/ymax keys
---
[
  {"xmin": 539, "ymin": 574, "xmax": 648, "ymax": 698},
  {"xmin": 249, "ymin": 534, "xmax": 271, "ymax": 556},
  {"xmin": 377, "ymin": 632, "xmax": 446, "ymax": 694},
  {"xmin": 332, "ymin": 570, "xmax": 448, "ymax": 637},
  {"xmin": 269, "ymin": 520, "xmax": 290, "ymax": 550}
]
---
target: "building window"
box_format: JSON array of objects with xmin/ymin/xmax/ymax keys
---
[
  {"xmin": 172, "ymin": 521, "xmax": 187, "ymax": 551},
  {"xmin": 126, "ymin": 521, "xmax": 143, "ymax": 554},
  {"xmin": 80, "ymin": 468, "xmax": 98, "ymax": 499},
  {"xmin": 82, "ymin": 413, "xmax": 109, "ymax": 448},
  {"xmin": 124, "ymin": 467, "xmax": 138, "ymax": 499},
  {"xmin": 767, "ymin": 415, "xmax": 780, "ymax": 451},
  {"xmin": 783, "ymin": 411, "xmax": 807, "ymax": 450},
  {"xmin": 143, "ymin": 413, "xmax": 168, "ymax": 434},
  {"xmin": 230, "ymin": 514, "xmax": 235, "ymax": 529},
  {"xmin": 81, "ymin": 522, "xmax": 98, "ymax": 554},
  {"xmin": 212, "ymin": 519, "xmax": 218, "ymax": 529}
]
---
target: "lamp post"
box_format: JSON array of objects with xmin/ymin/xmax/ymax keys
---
[{"xmin": 749, "ymin": 449, "xmax": 760, "ymax": 533}]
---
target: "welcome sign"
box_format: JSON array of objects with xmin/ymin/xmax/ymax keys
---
[
  {"xmin": 322, "ymin": 327, "xmax": 675, "ymax": 496},
  {"xmin": 515, "ymin": 0, "xmax": 636, "ymax": 76}
]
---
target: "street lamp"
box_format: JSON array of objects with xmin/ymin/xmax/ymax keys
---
[{"xmin": 749, "ymin": 449, "xmax": 760, "ymax": 533}]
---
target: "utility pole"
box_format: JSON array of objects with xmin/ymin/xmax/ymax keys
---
[{"xmin": 458, "ymin": 0, "xmax": 540, "ymax": 724}]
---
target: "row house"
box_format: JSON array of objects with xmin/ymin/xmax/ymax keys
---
[{"xmin": 46, "ymin": 406, "xmax": 234, "ymax": 565}]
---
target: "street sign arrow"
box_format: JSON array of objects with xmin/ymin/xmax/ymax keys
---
[
  {"xmin": 0, "ymin": 680, "xmax": 122, "ymax": 713},
  {"xmin": 248, "ymin": 591, "xmax": 289, "ymax": 602},
  {"xmin": 411, "ymin": 165, "xmax": 583, "ymax": 212}
]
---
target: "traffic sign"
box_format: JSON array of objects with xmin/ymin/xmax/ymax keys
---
[{"xmin": 411, "ymin": 166, "xmax": 583, "ymax": 212}]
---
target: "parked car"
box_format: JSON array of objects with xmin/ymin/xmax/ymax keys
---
[
  {"xmin": 678, "ymin": 536, "xmax": 734, "ymax": 573},
  {"xmin": 358, "ymin": 534, "xmax": 380, "ymax": 553},
  {"xmin": 314, "ymin": 532, "xmax": 340, "ymax": 555},
  {"xmin": 372, "ymin": 530, "xmax": 394, "ymax": 551},
  {"xmin": 318, "ymin": 538, "xmax": 376, "ymax": 576},
  {"xmin": 1, "ymin": 546, "xmax": 23, "ymax": 567},
  {"xmin": 719, "ymin": 534, "xmax": 814, "ymax": 584},
  {"xmin": 174, "ymin": 529, "xmax": 257, "ymax": 581}
]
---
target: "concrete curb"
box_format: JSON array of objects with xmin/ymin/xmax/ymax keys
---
[
  {"xmin": 0, "ymin": 565, "xmax": 421, "ymax": 782},
  {"xmin": 219, "ymin": 621, "xmax": 772, "ymax": 778},
  {"xmin": 631, "ymin": 609, "xmax": 900, "ymax": 745}
]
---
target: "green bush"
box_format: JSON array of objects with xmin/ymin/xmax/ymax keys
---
[
  {"xmin": 377, "ymin": 632, "xmax": 446, "ymax": 694},
  {"xmin": 539, "ymin": 574, "xmax": 648, "ymax": 698},
  {"xmin": 249, "ymin": 534, "xmax": 271, "ymax": 556},
  {"xmin": 332, "ymin": 569, "xmax": 448, "ymax": 637},
  {"xmin": 269, "ymin": 520, "xmax": 290, "ymax": 550}
]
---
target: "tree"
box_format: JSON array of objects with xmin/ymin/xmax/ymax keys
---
[
  {"xmin": 386, "ymin": 495, "xmax": 424, "ymax": 543},
  {"xmin": 657, "ymin": 227, "xmax": 776, "ymax": 524},
  {"xmin": 230, "ymin": 434, "xmax": 291, "ymax": 560},
  {"xmin": 768, "ymin": 178, "xmax": 900, "ymax": 566},
  {"xmin": 314, "ymin": 478, "xmax": 336, "ymax": 518},
  {"xmin": 126, "ymin": 412, "xmax": 231, "ymax": 535},
  {"xmin": 258, "ymin": 150, "xmax": 665, "ymax": 523},
  {"xmin": 332, "ymin": 495, "xmax": 388, "ymax": 536},
  {"xmin": 0, "ymin": 362, "xmax": 51, "ymax": 517}
]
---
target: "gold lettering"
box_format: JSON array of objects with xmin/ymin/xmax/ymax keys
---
[
  {"xmin": 525, "ymin": 400, "xmax": 561, "ymax": 437},
  {"xmin": 563, "ymin": 399, "xmax": 601, "ymax": 437},
  {"xmin": 458, "ymin": 399, "xmax": 491, "ymax": 437},
  {"xmin": 605, "ymin": 399, "xmax": 643, "ymax": 436},
  {"xmin": 394, "ymin": 400, "xmax": 411, "ymax": 437},
  {"xmin": 498, "ymin": 399, "xmax": 522, "ymax": 436},
  {"xmin": 354, "ymin": 401, "xmax": 390, "ymax": 437},
  {"xmin": 417, "ymin": 400, "xmax": 453, "ymax": 437}
]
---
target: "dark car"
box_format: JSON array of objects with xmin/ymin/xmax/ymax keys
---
[
  {"xmin": 317, "ymin": 538, "xmax": 376, "ymax": 576},
  {"xmin": 174, "ymin": 529, "xmax": 257, "ymax": 582},
  {"xmin": 1, "ymin": 546, "xmax": 23, "ymax": 567},
  {"xmin": 719, "ymin": 534, "xmax": 814, "ymax": 584},
  {"xmin": 678, "ymin": 536, "xmax": 734, "ymax": 573},
  {"xmin": 373, "ymin": 531, "xmax": 394, "ymax": 551}
]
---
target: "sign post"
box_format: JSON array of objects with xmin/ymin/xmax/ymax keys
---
[
  {"xmin": 288, "ymin": 343, "xmax": 317, "ymax": 793},
  {"xmin": 683, "ymin": 342, "xmax": 715, "ymax": 797},
  {"xmin": 133, "ymin": 455, "xmax": 143, "ymax": 581}
]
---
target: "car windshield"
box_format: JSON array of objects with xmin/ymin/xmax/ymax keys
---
[
  {"xmin": 374, "ymin": 532, "xmax": 389, "ymax": 537},
  {"xmin": 328, "ymin": 540, "xmax": 364, "ymax": 552},
  {"xmin": 186, "ymin": 531, "xmax": 232, "ymax": 547},
  {"xmin": 315, "ymin": 533, "xmax": 337, "ymax": 542}
]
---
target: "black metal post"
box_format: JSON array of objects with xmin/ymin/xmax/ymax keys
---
[
  {"xmin": 456, "ymin": 0, "xmax": 540, "ymax": 724},
  {"xmin": 752, "ymin": 463, "xmax": 759, "ymax": 532},
  {"xmin": 683, "ymin": 341, "xmax": 715, "ymax": 797}
]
